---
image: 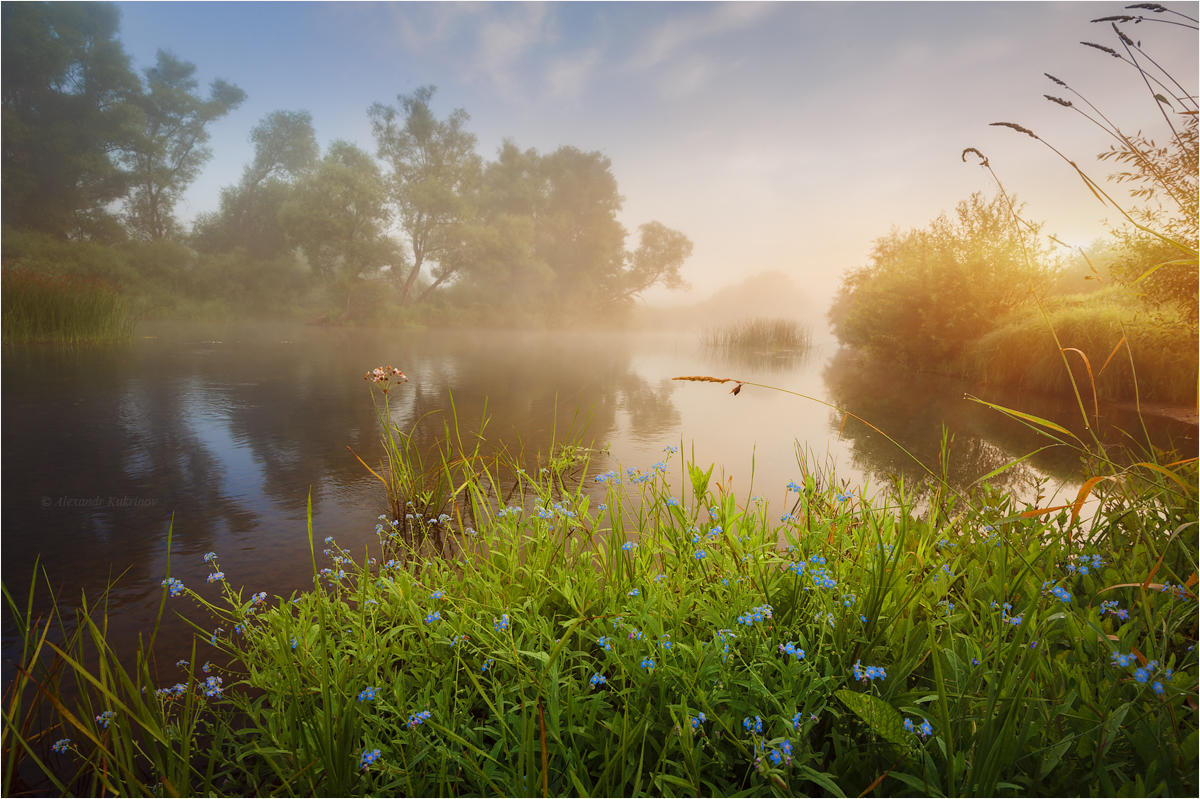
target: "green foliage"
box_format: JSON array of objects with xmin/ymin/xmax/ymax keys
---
[
  {"xmin": 1, "ymin": 1, "xmax": 140, "ymax": 240},
  {"xmin": 281, "ymin": 140, "xmax": 398, "ymax": 317},
  {"xmin": 2, "ymin": 268, "xmax": 133, "ymax": 344},
  {"xmin": 963, "ymin": 288, "xmax": 1198, "ymax": 404},
  {"xmin": 191, "ymin": 110, "xmax": 318, "ymax": 261},
  {"xmin": 369, "ymin": 86, "xmax": 483, "ymax": 306},
  {"xmin": 123, "ymin": 50, "xmax": 245, "ymax": 241},
  {"xmin": 829, "ymin": 192, "xmax": 1048, "ymax": 365}
]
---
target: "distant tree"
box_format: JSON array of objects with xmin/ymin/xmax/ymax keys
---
[
  {"xmin": 192, "ymin": 110, "xmax": 317, "ymax": 259},
  {"xmin": 368, "ymin": 86, "xmax": 482, "ymax": 305},
  {"xmin": 1, "ymin": 2, "xmax": 140, "ymax": 239},
  {"xmin": 124, "ymin": 50, "xmax": 244, "ymax": 240},
  {"xmin": 534, "ymin": 146, "xmax": 628, "ymax": 307},
  {"xmin": 280, "ymin": 141, "xmax": 399, "ymax": 317},
  {"xmin": 829, "ymin": 192, "xmax": 1049, "ymax": 364},
  {"xmin": 463, "ymin": 141, "xmax": 692, "ymax": 311},
  {"xmin": 614, "ymin": 221, "xmax": 692, "ymax": 304}
]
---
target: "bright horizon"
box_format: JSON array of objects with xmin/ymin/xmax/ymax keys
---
[{"xmin": 114, "ymin": 0, "xmax": 1199, "ymax": 310}]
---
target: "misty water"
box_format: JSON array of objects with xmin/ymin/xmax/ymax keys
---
[{"xmin": 3, "ymin": 321, "xmax": 1195, "ymax": 664}]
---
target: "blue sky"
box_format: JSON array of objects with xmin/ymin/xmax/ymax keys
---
[{"xmin": 113, "ymin": 1, "xmax": 1199, "ymax": 307}]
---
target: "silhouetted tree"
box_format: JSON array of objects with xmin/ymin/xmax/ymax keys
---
[
  {"xmin": 124, "ymin": 50, "xmax": 244, "ymax": 240},
  {"xmin": 1, "ymin": 2, "xmax": 140, "ymax": 240}
]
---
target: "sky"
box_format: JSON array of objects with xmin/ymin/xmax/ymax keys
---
[{"xmin": 112, "ymin": 1, "xmax": 1199, "ymax": 310}]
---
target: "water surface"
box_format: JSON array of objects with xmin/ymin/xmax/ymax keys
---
[{"xmin": 3, "ymin": 321, "xmax": 1193, "ymax": 666}]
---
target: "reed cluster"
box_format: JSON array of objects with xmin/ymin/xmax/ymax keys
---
[
  {"xmin": 703, "ymin": 318, "xmax": 811, "ymax": 355},
  {"xmin": 2, "ymin": 268, "xmax": 133, "ymax": 344}
]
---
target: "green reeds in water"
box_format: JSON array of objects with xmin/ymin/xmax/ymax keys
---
[
  {"xmin": 2, "ymin": 269, "xmax": 134, "ymax": 344},
  {"xmin": 704, "ymin": 317, "xmax": 812, "ymax": 354}
]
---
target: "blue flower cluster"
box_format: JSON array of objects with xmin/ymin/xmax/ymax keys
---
[
  {"xmin": 161, "ymin": 578, "xmax": 184, "ymax": 597},
  {"xmin": 736, "ymin": 604, "xmax": 774, "ymax": 626},
  {"xmin": 96, "ymin": 710, "xmax": 115, "ymax": 729},
  {"xmin": 407, "ymin": 710, "xmax": 432, "ymax": 728},
  {"xmin": 51, "ymin": 738, "xmax": 71, "ymax": 754},
  {"xmin": 360, "ymin": 748, "xmax": 381, "ymax": 770},
  {"xmin": 904, "ymin": 717, "xmax": 933, "ymax": 737},
  {"xmin": 494, "ymin": 614, "xmax": 510, "ymax": 632},
  {"xmin": 767, "ymin": 738, "xmax": 794, "ymax": 766},
  {"xmin": 358, "ymin": 686, "xmax": 376, "ymax": 702},
  {"xmin": 742, "ymin": 715, "xmax": 762, "ymax": 735},
  {"xmin": 778, "ymin": 641, "xmax": 806, "ymax": 662},
  {"xmin": 590, "ymin": 673, "xmax": 607, "ymax": 687},
  {"xmin": 852, "ymin": 660, "xmax": 887, "ymax": 681}
]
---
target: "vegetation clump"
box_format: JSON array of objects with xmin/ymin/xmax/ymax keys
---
[
  {"xmin": 1, "ymin": 268, "xmax": 133, "ymax": 344},
  {"xmin": 704, "ymin": 318, "xmax": 812, "ymax": 356},
  {"xmin": 829, "ymin": 11, "xmax": 1197, "ymax": 405}
]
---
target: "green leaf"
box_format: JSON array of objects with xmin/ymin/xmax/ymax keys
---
[
  {"xmin": 516, "ymin": 649, "xmax": 550, "ymax": 665},
  {"xmin": 1038, "ymin": 738, "xmax": 1071, "ymax": 779},
  {"xmin": 835, "ymin": 689, "xmax": 907, "ymax": 746}
]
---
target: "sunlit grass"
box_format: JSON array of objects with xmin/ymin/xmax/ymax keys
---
[{"xmin": 964, "ymin": 288, "xmax": 1198, "ymax": 405}]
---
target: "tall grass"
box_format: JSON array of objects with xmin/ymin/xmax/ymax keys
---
[
  {"xmin": 704, "ymin": 318, "xmax": 811, "ymax": 355},
  {"xmin": 963, "ymin": 287, "xmax": 1198, "ymax": 404},
  {"xmin": 2, "ymin": 269, "xmax": 134, "ymax": 344}
]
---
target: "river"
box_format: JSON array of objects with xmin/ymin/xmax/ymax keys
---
[{"xmin": 2, "ymin": 321, "xmax": 1194, "ymax": 669}]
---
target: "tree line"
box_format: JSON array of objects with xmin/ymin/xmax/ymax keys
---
[{"xmin": 2, "ymin": 3, "xmax": 692, "ymax": 323}]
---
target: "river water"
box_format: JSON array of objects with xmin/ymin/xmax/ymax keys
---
[{"xmin": 2, "ymin": 321, "xmax": 1194, "ymax": 668}]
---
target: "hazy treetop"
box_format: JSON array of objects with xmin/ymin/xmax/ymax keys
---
[{"xmin": 111, "ymin": 1, "xmax": 1198, "ymax": 307}]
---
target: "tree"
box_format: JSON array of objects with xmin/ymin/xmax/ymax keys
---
[
  {"xmin": 1, "ymin": 2, "xmax": 140, "ymax": 239},
  {"xmin": 192, "ymin": 110, "xmax": 317, "ymax": 259},
  {"xmin": 614, "ymin": 221, "xmax": 692, "ymax": 304},
  {"xmin": 124, "ymin": 50, "xmax": 244, "ymax": 240},
  {"xmin": 829, "ymin": 192, "xmax": 1048, "ymax": 364},
  {"xmin": 368, "ymin": 86, "xmax": 481, "ymax": 305},
  {"xmin": 534, "ymin": 146, "xmax": 628, "ymax": 307},
  {"xmin": 280, "ymin": 141, "xmax": 399, "ymax": 317}
]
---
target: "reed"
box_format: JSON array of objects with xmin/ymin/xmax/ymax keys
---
[
  {"xmin": 2, "ymin": 269, "xmax": 134, "ymax": 345},
  {"xmin": 703, "ymin": 318, "xmax": 811, "ymax": 355}
]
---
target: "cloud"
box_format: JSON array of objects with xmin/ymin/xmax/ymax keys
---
[
  {"xmin": 473, "ymin": 3, "xmax": 554, "ymax": 96},
  {"xmin": 627, "ymin": 2, "xmax": 775, "ymax": 71},
  {"xmin": 656, "ymin": 56, "xmax": 717, "ymax": 100},
  {"xmin": 387, "ymin": 3, "xmax": 475, "ymax": 52},
  {"xmin": 544, "ymin": 48, "xmax": 601, "ymax": 100}
]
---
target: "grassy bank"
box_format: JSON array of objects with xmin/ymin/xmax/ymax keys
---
[
  {"xmin": 962, "ymin": 288, "xmax": 1198, "ymax": 406},
  {"xmin": 2, "ymin": 268, "xmax": 134, "ymax": 344},
  {"xmin": 3, "ymin": 378, "xmax": 1196, "ymax": 796}
]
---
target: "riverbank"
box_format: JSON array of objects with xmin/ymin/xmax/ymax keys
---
[{"xmin": 6, "ymin": 434, "xmax": 1196, "ymax": 796}]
